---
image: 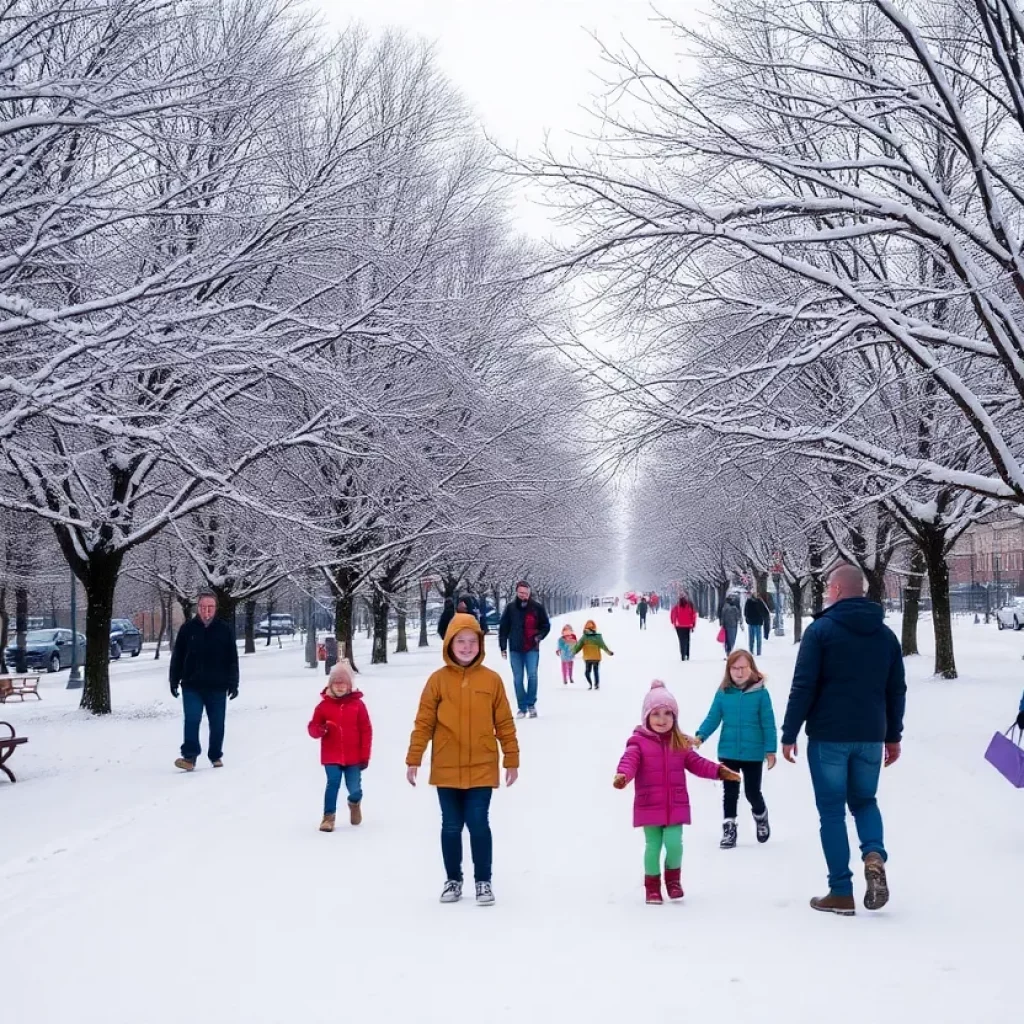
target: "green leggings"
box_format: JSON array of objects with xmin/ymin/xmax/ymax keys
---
[{"xmin": 643, "ymin": 825, "xmax": 683, "ymax": 875}]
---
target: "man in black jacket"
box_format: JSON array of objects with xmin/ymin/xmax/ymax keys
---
[
  {"xmin": 170, "ymin": 593, "xmax": 239, "ymax": 771},
  {"xmin": 498, "ymin": 581, "xmax": 551, "ymax": 719},
  {"xmin": 781, "ymin": 564, "xmax": 906, "ymax": 916}
]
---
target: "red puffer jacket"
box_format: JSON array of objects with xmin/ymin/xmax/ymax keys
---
[
  {"xmin": 670, "ymin": 603, "xmax": 698, "ymax": 629},
  {"xmin": 307, "ymin": 689, "xmax": 372, "ymax": 767}
]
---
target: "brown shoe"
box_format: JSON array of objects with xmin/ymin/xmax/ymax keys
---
[
  {"xmin": 863, "ymin": 853, "xmax": 889, "ymax": 911},
  {"xmin": 348, "ymin": 800, "xmax": 362, "ymax": 826},
  {"xmin": 810, "ymin": 893, "xmax": 856, "ymax": 916},
  {"xmin": 319, "ymin": 814, "xmax": 336, "ymax": 833},
  {"xmin": 174, "ymin": 758, "xmax": 195, "ymax": 772},
  {"xmin": 212, "ymin": 760, "xmax": 224, "ymax": 768}
]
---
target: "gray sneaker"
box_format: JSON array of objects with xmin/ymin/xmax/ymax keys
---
[
  {"xmin": 475, "ymin": 881, "xmax": 495, "ymax": 906},
  {"xmin": 528, "ymin": 707, "xmax": 538, "ymax": 719},
  {"xmin": 440, "ymin": 880, "xmax": 463, "ymax": 904}
]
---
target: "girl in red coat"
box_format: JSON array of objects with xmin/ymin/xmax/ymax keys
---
[
  {"xmin": 308, "ymin": 661, "xmax": 372, "ymax": 832},
  {"xmin": 670, "ymin": 593, "xmax": 698, "ymax": 662}
]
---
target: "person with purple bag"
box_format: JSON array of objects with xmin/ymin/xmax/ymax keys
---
[
  {"xmin": 1018, "ymin": 691, "xmax": 1024, "ymax": 731},
  {"xmin": 781, "ymin": 564, "xmax": 906, "ymax": 917}
]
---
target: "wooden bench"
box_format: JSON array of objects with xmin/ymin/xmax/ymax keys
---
[
  {"xmin": 0, "ymin": 675, "xmax": 42, "ymax": 703},
  {"xmin": 0, "ymin": 721, "xmax": 28, "ymax": 782}
]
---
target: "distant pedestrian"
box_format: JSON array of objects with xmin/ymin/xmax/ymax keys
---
[
  {"xmin": 1017, "ymin": 689, "xmax": 1024, "ymax": 730},
  {"xmin": 719, "ymin": 595, "xmax": 741, "ymax": 656},
  {"xmin": 308, "ymin": 661, "xmax": 372, "ymax": 832},
  {"xmin": 695, "ymin": 651, "xmax": 777, "ymax": 849},
  {"xmin": 406, "ymin": 613, "xmax": 519, "ymax": 906},
  {"xmin": 670, "ymin": 594, "xmax": 698, "ymax": 661},
  {"xmin": 650, "ymin": 593, "xmax": 660, "ymax": 615},
  {"xmin": 744, "ymin": 593, "xmax": 769, "ymax": 655},
  {"xmin": 498, "ymin": 581, "xmax": 551, "ymax": 719},
  {"xmin": 613, "ymin": 680, "xmax": 740, "ymax": 904},
  {"xmin": 437, "ymin": 597, "xmax": 456, "ymax": 639},
  {"xmin": 169, "ymin": 592, "xmax": 239, "ymax": 772},
  {"xmin": 556, "ymin": 624, "xmax": 578, "ymax": 685},
  {"xmin": 637, "ymin": 597, "xmax": 649, "ymax": 630},
  {"xmin": 573, "ymin": 619, "xmax": 614, "ymax": 689},
  {"xmin": 781, "ymin": 564, "xmax": 906, "ymax": 916}
]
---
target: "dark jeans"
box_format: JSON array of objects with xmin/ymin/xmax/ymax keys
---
[
  {"xmin": 721, "ymin": 758, "xmax": 766, "ymax": 818},
  {"xmin": 747, "ymin": 622, "xmax": 763, "ymax": 655},
  {"xmin": 675, "ymin": 627, "xmax": 691, "ymax": 660},
  {"xmin": 585, "ymin": 661, "xmax": 601, "ymax": 687},
  {"xmin": 807, "ymin": 741, "xmax": 886, "ymax": 897},
  {"xmin": 181, "ymin": 688, "xmax": 227, "ymax": 763},
  {"xmin": 437, "ymin": 786, "xmax": 493, "ymax": 883},
  {"xmin": 639, "ymin": 613, "xmax": 647, "ymax": 630},
  {"xmin": 324, "ymin": 764, "xmax": 363, "ymax": 814},
  {"xmin": 724, "ymin": 627, "xmax": 737, "ymax": 654},
  {"xmin": 509, "ymin": 648, "xmax": 540, "ymax": 713}
]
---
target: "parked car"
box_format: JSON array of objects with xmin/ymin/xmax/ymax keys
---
[
  {"xmin": 109, "ymin": 618, "xmax": 143, "ymax": 659},
  {"xmin": 4, "ymin": 628, "xmax": 86, "ymax": 673},
  {"xmin": 996, "ymin": 597, "xmax": 1024, "ymax": 630},
  {"xmin": 256, "ymin": 613, "xmax": 296, "ymax": 636}
]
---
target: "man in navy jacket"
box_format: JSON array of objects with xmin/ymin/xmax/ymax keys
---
[{"xmin": 781, "ymin": 564, "xmax": 906, "ymax": 916}]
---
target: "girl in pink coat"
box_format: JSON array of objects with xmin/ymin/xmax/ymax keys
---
[{"xmin": 614, "ymin": 680, "xmax": 740, "ymax": 904}]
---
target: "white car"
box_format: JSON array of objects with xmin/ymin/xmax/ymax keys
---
[
  {"xmin": 996, "ymin": 597, "xmax": 1024, "ymax": 630},
  {"xmin": 256, "ymin": 614, "xmax": 296, "ymax": 636}
]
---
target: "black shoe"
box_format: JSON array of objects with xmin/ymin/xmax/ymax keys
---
[
  {"xmin": 753, "ymin": 809, "xmax": 770, "ymax": 843},
  {"xmin": 720, "ymin": 819, "xmax": 738, "ymax": 849}
]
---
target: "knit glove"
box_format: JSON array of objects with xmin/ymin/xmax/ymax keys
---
[
  {"xmin": 228, "ymin": 687, "xmax": 238, "ymax": 700},
  {"xmin": 170, "ymin": 682, "xmax": 179, "ymax": 699},
  {"xmin": 612, "ymin": 773, "xmax": 628, "ymax": 789},
  {"xmin": 718, "ymin": 765, "xmax": 742, "ymax": 782}
]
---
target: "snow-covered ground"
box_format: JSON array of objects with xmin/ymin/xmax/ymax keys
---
[{"xmin": 3, "ymin": 611, "xmax": 1022, "ymax": 1022}]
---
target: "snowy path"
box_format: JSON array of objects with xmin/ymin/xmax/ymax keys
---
[{"xmin": 3, "ymin": 615, "xmax": 1022, "ymax": 1022}]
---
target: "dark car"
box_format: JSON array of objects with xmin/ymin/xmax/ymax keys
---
[
  {"xmin": 109, "ymin": 618, "xmax": 143, "ymax": 659},
  {"xmin": 5, "ymin": 628, "xmax": 86, "ymax": 673}
]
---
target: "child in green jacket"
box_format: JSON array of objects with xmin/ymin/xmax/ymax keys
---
[
  {"xmin": 573, "ymin": 619, "xmax": 614, "ymax": 690},
  {"xmin": 694, "ymin": 650, "xmax": 777, "ymax": 849}
]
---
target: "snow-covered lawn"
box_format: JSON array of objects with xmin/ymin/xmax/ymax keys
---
[{"xmin": 3, "ymin": 613, "xmax": 1021, "ymax": 1022}]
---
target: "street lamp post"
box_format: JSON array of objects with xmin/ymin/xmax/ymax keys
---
[
  {"xmin": 67, "ymin": 570, "xmax": 82, "ymax": 689},
  {"xmin": 970, "ymin": 551, "xmax": 979, "ymax": 625}
]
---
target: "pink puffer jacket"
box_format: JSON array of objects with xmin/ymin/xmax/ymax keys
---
[{"xmin": 617, "ymin": 727, "xmax": 722, "ymax": 827}]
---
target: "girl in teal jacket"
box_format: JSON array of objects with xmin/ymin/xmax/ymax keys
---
[{"xmin": 695, "ymin": 650, "xmax": 777, "ymax": 850}]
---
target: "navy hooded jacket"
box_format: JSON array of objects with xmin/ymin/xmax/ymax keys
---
[{"xmin": 781, "ymin": 598, "xmax": 906, "ymax": 745}]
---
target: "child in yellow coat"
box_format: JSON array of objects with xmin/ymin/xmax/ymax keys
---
[{"xmin": 573, "ymin": 619, "xmax": 615, "ymax": 690}]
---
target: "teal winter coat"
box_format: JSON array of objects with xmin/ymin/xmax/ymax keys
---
[{"xmin": 696, "ymin": 682, "xmax": 778, "ymax": 761}]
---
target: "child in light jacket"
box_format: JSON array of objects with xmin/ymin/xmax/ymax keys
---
[
  {"xmin": 614, "ymin": 680, "xmax": 740, "ymax": 904},
  {"xmin": 695, "ymin": 650, "xmax": 777, "ymax": 849},
  {"xmin": 556, "ymin": 624, "xmax": 578, "ymax": 684}
]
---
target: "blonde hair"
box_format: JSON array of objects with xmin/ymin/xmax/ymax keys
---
[
  {"xmin": 645, "ymin": 710, "xmax": 694, "ymax": 752},
  {"xmin": 720, "ymin": 650, "xmax": 765, "ymax": 691}
]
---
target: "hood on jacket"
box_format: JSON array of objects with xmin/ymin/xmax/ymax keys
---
[
  {"xmin": 319, "ymin": 686, "xmax": 364, "ymax": 702},
  {"xmin": 817, "ymin": 597, "xmax": 885, "ymax": 636},
  {"xmin": 442, "ymin": 612, "xmax": 485, "ymax": 670}
]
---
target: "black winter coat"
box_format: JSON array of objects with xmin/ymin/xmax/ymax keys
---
[
  {"xmin": 498, "ymin": 598, "xmax": 551, "ymax": 654},
  {"xmin": 170, "ymin": 617, "xmax": 239, "ymax": 693}
]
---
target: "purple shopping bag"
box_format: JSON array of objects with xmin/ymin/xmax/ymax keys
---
[{"xmin": 984, "ymin": 726, "xmax": 1024, "ymax": 788}]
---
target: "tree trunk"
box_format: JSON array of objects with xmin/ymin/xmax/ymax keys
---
[
  {"xmin": 243, "ymin": 599, "xmax": 257, "ymax": 655},
  {"xmin": 921, "ymin": 529, "xmax": 957, "ymax": 679},
  {"xmin": 335, "ymin": 594, "xmax": 357, "ymax": 672},
  {"xmin": 265, "ymin": 597, "xmax": 275, "ymax": 647},
  {"xmin": 14, "ymin": 586, "xmax": 28, "ymax": 673},
  {"xmin": 80, "ymin": 553, "xmax": 124, "ymax": 714},
  {"xmin": 372, "ymin": 590, "xmax": 389, "ymax": 664},
  {"xmin": 418, "ymin": 589, "xmax": 429, "ymax": 647},
  {"xmin": 901, "ymin": 547, "xmax": 926, "ymax": 657},
  {"xmin": 177, "ymin": 596, "xmax": 194, "ymax": 623},
  {"xmin": 395, "ymin": 590, "xmax": 408, "ymax": 654},
  {"xmin": 211, "ymin": 587, "xmax": 238, "ymax": 631},
  {"xmin": 154, "ymin": 593, "xmax": 169, "ymax": 660},
  {"xmin": 0, "ymin": 585, "xmax": 8, "ymax": 673},
  {"xmin": 864, "ymin": 568, "xmax": 886, "ymax": 606},
  {"xmin": 788, "ymin": 579, "xmax": 805, "ymax": 642}
]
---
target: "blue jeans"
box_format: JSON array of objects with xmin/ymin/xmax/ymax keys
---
[
  {"xmin": 509, "ymin": 648, "xmax": 539, "ymax": 712},
  {"xmin": 748, "ymin": 622, "xmax": 763, "ymax": 655},
  {"xmin": 181, "ymin": 688, "xmax": 227, "ymax": 763},
  {"xmin": 437, "ymin": 787, "xmax": 493, "ymax": 882},
  {"xmin": 807, "ymin": 741, "xmax": 886, "ymax": 897},
  {"xmin": 324, "ymin": 764, "xmax": 363, "ymax": 814}
]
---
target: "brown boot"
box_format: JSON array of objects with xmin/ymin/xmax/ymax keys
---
[
  {"xmin": 863, "ymin": 852, "xmax": 889, "ymax": 911},
  {"xmin": 174, "ymin": 758, "xmax": 195, "ymax": 772},
  {"xmin": 810, "ymin": 893, "xmax": 856, "ymax": 916},
  {"xmin": 348, "ymin": 800, "xmax": 362, "ymax": 826},
  {"xmin": 319, "ymin": 814, "xmax": 336, "ymax": 833}
]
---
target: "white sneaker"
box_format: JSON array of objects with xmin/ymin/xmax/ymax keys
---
[
  {"xmin": 440, "ymin": 880, "xmax": 463, "ymax": 904},
  {"xmin": 475, "ymin": 881, "xmax": 495, "ymax": 906},
  {"xmin": 516, "ymin": 711, "xmax": 527, "ymax": 719}
]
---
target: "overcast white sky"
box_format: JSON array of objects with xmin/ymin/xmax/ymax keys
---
[{"xmin": 317, "ymin": 0, "xmax": 695, "ymax": 235}]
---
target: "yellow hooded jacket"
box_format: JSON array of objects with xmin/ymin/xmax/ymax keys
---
[{"xmin": 406, "ymin": 613, "xmax": 520, "ymax": 789}]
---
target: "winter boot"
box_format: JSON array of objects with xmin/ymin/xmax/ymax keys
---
[
  {"xmin": 174, "ymin": 758, "xmax": 195, "ymax": 772},
  {"xmin": 528, "ymin": 707, "xmax": 538, "ymax": 719},
  {"xmin": 475, "ymin": 881, "xmax": 495, "ymax": 906},
  {"xmin": 348, "ymin": 800, "xmax": 362, "ymax": 826},
  {"xmin": 863, "ymin": 852, "xmax": 890, "ymax": 911},
  {"xmin": 212, "ymin": 759, "xmax": 224, "ymax": 768},
  {"xmin": 664, "ymin": 867, "xmax": 685, "ymax": 900},
  {"xmin": 440, "ymin": 880, "xmax": 463, "ymax": 904},
  {"xmin": 644, "ymin": 875, "xmax": 664, "ymax": 905},
  {"xmin": 753, "ymin": 808, "xmax": 770, "ymax": 844},
  {"xmin": 319, "ymin": 814, "xmax": 336, "ymax": 833},
  {"xmin": 810, "ymin": 893, "xmax": 856, "ymax": 916},
  {"xmin": 720, "ymin": 819, "xmax": 738, "ymax": 849}
]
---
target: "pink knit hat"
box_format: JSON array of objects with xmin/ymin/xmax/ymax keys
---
[{"xmin": 642, "ymin": 679, "xmax": 678, "ymax": 723}]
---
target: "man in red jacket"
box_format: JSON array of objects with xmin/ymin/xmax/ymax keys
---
[{"xmin": 308, "ymin": 661, "xmax": 373, "ymax": 832}]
